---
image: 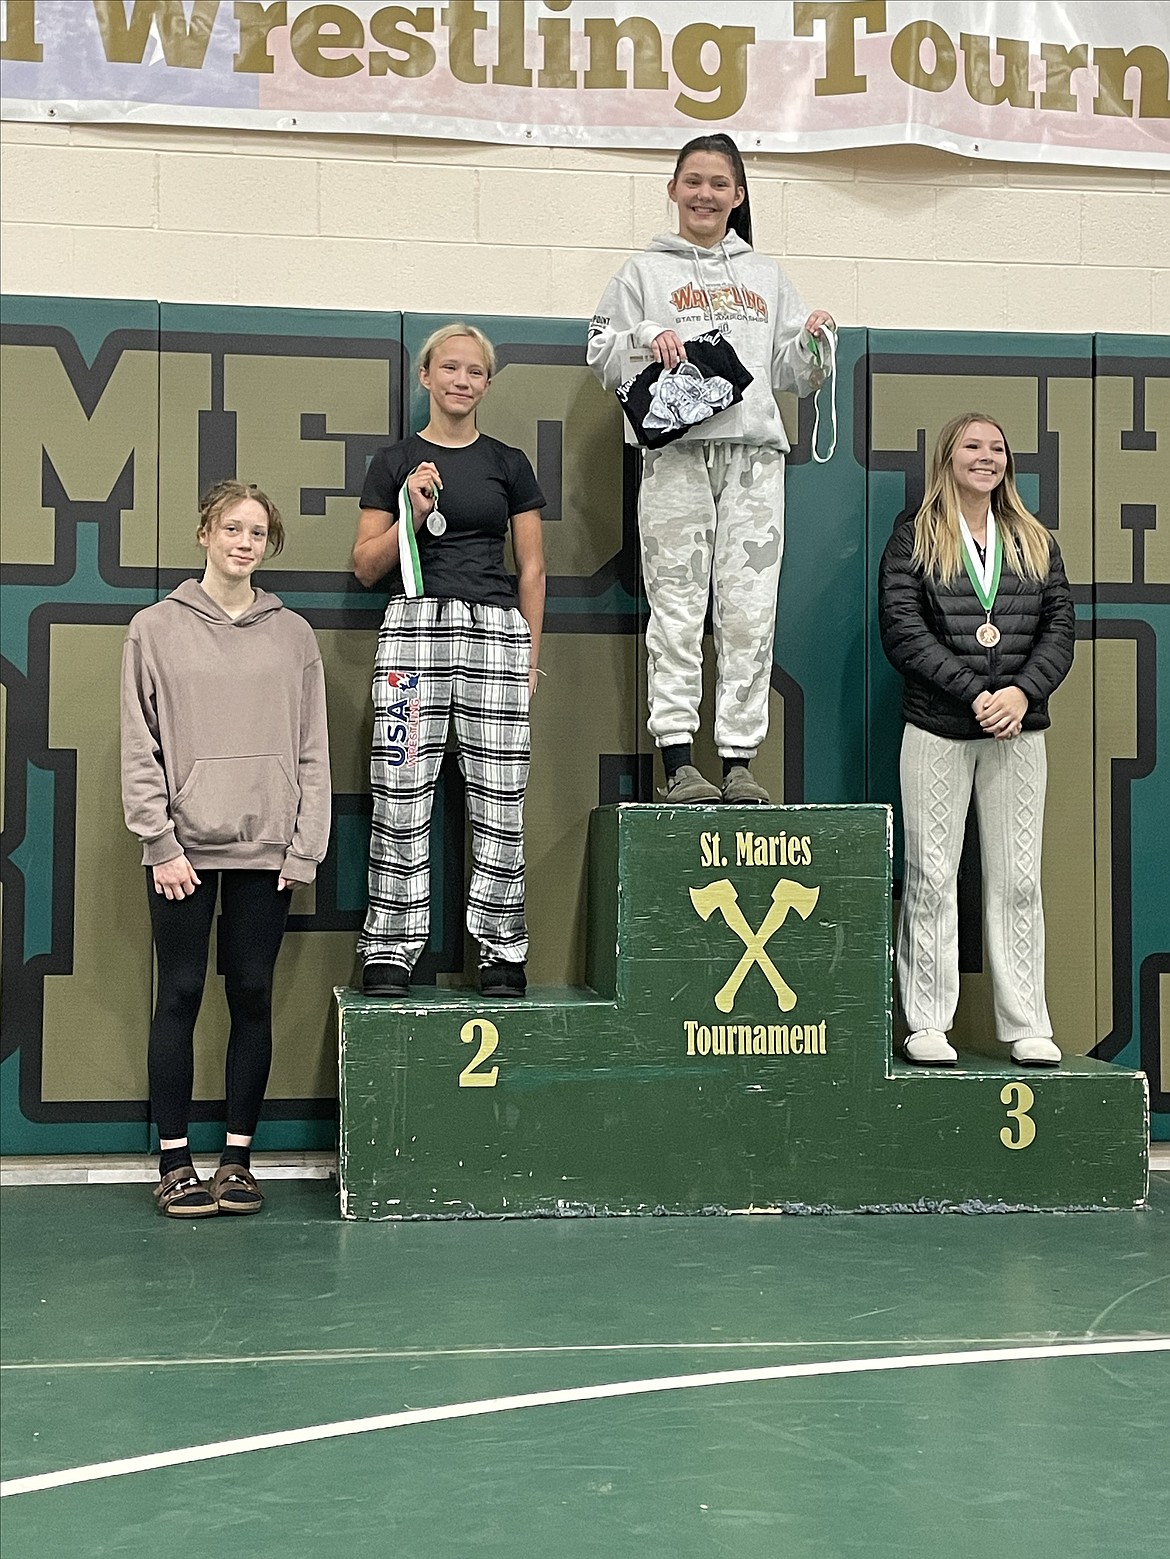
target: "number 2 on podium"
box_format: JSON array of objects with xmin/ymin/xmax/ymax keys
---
[
  {"xmin": 460, "ymin": 1018, "xmax": 500, "ymax": 1087},
  {"xmin": 999, "ymin": 1081, "xmax": 1036, "ymax": 1150}
]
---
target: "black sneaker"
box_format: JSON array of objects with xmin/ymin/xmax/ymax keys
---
[
  {"xmin": 362, "ymin": 961, "xmax": 410, "ymax": 997},
  {"xmin": 479, "ymin": 962, "xmax": 527, "ymax": 997}
]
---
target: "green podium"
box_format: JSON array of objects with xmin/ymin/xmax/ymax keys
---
[{"xmin": 337, "ymin": 806, "xmax": 1148, "ymax": 1218}]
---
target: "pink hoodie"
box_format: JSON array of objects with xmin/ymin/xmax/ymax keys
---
[{"xmin": 121, "ymin": 580, "xmax": 330, "ymax": 883}]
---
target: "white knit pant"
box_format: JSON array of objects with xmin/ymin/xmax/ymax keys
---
[
  {"xmin": 638, "ymin": 442, "xmax": 785, "ymax": 758},
  {"xmin": 897, "ymin": 724, "xmax": 1052, "ymax": 1044}
]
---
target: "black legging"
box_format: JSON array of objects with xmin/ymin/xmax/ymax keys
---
[{"xmin": 146, "ymin": 869, "xmax": 291, "ymax": 1140}]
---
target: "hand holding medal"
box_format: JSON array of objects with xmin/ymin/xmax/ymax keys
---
[
  {"xmin": 397, "ymin": 460, "xmax": 446, "ymax": 598},
  {"xmin": 404, "ymin": 461, "xmax": 444, "ymax": 531}
]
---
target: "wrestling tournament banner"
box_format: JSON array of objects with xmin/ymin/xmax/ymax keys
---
[{"xmin": 1, "ymin": 1, "xmax": 1169, "ymax": 168}]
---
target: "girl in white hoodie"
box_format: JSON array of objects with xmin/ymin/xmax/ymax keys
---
[{"xmin": 587, "ymin": 134, "xmax": 834, "ymax": 803}]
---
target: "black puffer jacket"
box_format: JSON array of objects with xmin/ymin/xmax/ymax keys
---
[{"xmin": 878, "ymin": 517, "xmax": 1075, "ymax": 740}]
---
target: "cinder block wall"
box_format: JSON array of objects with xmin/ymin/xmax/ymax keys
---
[{"xmin": 1, "ymin": 120, "xmax": 1166, "ymax": 329}]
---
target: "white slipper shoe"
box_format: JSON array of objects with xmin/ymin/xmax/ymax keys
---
[
  {"xmin": 1010, "ymin": 1037, "xmax": 1061, "ymax": 1067},
  {"xmin": 902, "ymin": 1029, "xmax": 958, "ymax": 1066}
]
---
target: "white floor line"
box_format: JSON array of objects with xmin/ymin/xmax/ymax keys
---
[
  {"xmin": 1, "ymin": 1333, "xmax": 1161, "ymax": 1372},
  {"xmin": 3, "ymin": 1338, "xmax": 1167, "ymax": 1500}
]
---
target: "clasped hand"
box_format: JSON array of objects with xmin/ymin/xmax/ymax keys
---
[{"xmin": 973, "ymin": 686, "xmax": 1028, "ymax": 740}]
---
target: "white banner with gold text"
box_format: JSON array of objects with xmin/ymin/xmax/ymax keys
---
[{"xmin": 2, "ymin": 1, "xmax": 1168, "ymax": 169}]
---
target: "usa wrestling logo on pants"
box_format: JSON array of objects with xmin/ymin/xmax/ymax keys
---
[{"xmin": 384, "ymin": 670, "xmax": 421, "ymax": 768}]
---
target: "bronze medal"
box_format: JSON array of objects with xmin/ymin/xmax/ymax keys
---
[{"xmin": 962, "ymin": 520, "xmax": 1003, "ymax": 652}]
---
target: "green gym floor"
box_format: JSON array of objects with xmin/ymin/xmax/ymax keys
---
[{"xmin": 2, "ymin": 1174, "xmax": 1168, "ymax": 1558}]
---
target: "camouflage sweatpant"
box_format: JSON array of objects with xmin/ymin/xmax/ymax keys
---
[{"xmin": 639, "ymin": 441, "xmax": 785, "ymax": 757}]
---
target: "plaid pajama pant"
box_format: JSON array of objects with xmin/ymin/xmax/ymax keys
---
[{"xmin": 358, "ymin": 597, "xmax": 531, "ymax": 971}]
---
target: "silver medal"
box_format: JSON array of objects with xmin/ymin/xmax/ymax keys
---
[{"xmin": 426, "ymin": 506, "xmax": 446, "ymax": 537}]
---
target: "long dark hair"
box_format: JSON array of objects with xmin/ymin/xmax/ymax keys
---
[{"xmin": 673, "ymin": 133, "xmax": 752, "ymax": 246}]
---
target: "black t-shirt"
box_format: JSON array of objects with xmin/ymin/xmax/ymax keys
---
[{"xmin": 360, "ymin": 433, "xmax": 545, "ymax": 607}]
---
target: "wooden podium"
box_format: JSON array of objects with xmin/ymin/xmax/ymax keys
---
[{"xmin": 337, "ymin": 806, "xmax": 1147, "ymax": 1218}]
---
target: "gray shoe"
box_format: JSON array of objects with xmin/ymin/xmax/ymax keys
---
[
  {"xmin": 721, "ymin": 767, "xmax": 771, "ymax": 804},
  {"xmin": 662, "ymin": 764, "xmax": 722, "ymax": 803}
]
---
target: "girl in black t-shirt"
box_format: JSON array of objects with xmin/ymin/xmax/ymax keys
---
[{"xmin": 353, "ymin": 323, "xmax": 546, "ymax": 997}]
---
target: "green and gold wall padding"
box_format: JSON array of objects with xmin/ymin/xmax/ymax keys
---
[{"xmin": 0, "ymin": 298, "xmax": 1166, "ymax": 1167}]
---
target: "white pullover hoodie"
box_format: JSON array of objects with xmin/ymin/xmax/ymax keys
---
[{"xmin": 587, "ymin": 231, "xmax": 823, "ymax": 450}]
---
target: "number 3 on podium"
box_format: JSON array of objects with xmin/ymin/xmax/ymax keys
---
[
  {"xmin": 460, "ymin": 1018, "xmax": 501, "ymax": 1087},
  {"xmin": 999, "ymin": 1081, "xmax": 1036, "ymax": 1150}
]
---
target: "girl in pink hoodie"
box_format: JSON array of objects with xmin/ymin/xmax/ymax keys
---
[{"xmin": 121, "ymin": 481, "xmax": 330, "ymax": 1218}]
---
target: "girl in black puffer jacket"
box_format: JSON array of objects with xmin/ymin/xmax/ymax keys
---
[{"xmin": 878, "ymin": 412, "xmax": 1075, "ymax": 1069}]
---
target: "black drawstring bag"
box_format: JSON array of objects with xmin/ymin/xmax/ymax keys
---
[{"xmin": 615, "ymin": 329, "xmax": 754, "ymax": 449}]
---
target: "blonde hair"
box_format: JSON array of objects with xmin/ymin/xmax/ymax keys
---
[
  {"xmin": 197, "ymin": 480, "xmax": 284, "ymax": 555},
  {"xmin": 912, "ymin": 412, "xmax": 1053, "ymax": 584},
  {"xmin": 417, "ymin": 322, "xmax": 496, "ymax": 378}
]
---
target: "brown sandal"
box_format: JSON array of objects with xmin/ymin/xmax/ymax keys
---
[
  {"xmin": 154, "ymin": 1166, "xmax": 218, "ymax": 1219},
  {"xmin": 209, "ymin": 1162, "xmax": 264, "ymax": 1214}
]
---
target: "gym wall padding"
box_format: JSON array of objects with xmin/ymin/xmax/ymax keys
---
[{"xmin": 0, "ymin": 299, "xmax": 1165, "ymax": 1150}]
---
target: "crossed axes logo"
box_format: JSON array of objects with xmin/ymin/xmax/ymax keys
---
[{"xmin": 689, "ymin": 878, "xmax": 820, "ymax": 1014}]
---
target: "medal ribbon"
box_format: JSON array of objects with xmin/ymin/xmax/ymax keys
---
[
  {"xmin": 960, "ymin": 515, "xmax": 1002, "ymax": 615},
  {"xmin": 808, "ymin": 324, "xmax": 838, "ymax": 464},
  {"xmin": 396, "ymin": 465, "xmax": 427, "ymax": 598}
]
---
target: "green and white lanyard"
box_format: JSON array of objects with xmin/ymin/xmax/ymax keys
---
[
  {"xmin": 959, "ymin": 512, "xmax": 1003, "ymax": 647},
  {"xmin": 807, "ymin": 323, "xmax": 838, "ymax": 463},
  {"xmin": 396, "ymin": 466, "xmax": 445, "ymax": 598}
]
